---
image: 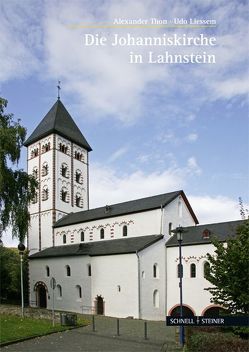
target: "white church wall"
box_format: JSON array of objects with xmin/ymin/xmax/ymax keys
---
[
  {"xmin": 40, "ymin": 147, "xmax": 53, "ymax": 211},
  {"xmin": 163, "ymin": 195, "xmax": 197, "ymax": 239},
  {"xmin": 29, "ymin": 255, "xmax": 92, "ymax": 313},
  {"xmin": 40, "ymin": 211, "xmax": 53, "ymax": 250},
  {"xmin": 28, "ymin": 137, "xmax": 54, "ymax": 254},
  {"xmin": 91, "ymin": 254, "xmax": 139, "ymax": 318},
  {"xmin": 29, "ymin": 214, "xmax": 39, "ymax": 255},
  {"xmin": 27, "ymin": 145, "xmax": 39, "ymax": 215},
  {"xmin": 56, "ymin": 135, "xmax": 74, "ymax": 214},
  {"xmin": 166, "ymin": 243, "xmax": 214, "ymax": 316},
  {"xmin": 72, "ymin": 149, "xmax": 88, "ymax": 210},
  {"xmin": 54, "ymin": 209, "xmax": 162, "ymax": 246},
  {"xmin": 54, "ymin": 136, "xmax": 89, "ymax": 215},
  {"xmin": 139, "ymin": 239, "xmax": 166, "ymax": 320}
]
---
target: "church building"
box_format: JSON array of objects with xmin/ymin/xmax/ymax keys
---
[{"xmin": 25, "ymin": 99, "xmax": 243, "ymax": 320}]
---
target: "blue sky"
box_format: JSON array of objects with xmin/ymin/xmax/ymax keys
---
[{"xmin": 1, "ymin": 0, "xmax": 248, "ymax": 245}]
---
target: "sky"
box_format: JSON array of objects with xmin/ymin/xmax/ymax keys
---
[{"xmin": 1, "ymin": 0, "xmax": 248, "ymax": 246}]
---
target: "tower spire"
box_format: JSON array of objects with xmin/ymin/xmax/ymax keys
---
[{"xmin": 57, "ymin": 81, "xmax": 61, "ymax": 100}]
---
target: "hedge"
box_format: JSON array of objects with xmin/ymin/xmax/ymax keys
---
[{"xmin": 186, "ymin": 332, "xmax": 249, "ymax": 352}]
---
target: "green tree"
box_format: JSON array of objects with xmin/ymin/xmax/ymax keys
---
[
  {"xmin": 206, "ymin": 220, "xmax": 249, "ymax": 314},
  {"xmin": 0, "ymin": 247, "xmax": 29, "ymax": 303},
  {"xmin": 0, "ymin": 97, "xmax": 37, "ymax": 243}
]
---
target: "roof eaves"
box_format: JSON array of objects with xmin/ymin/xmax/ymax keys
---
[
  {"xmin": 166, "ymin": 239, "xmax": 227, "ymax": 247},
  {"xmin": 29, "ymin": 252, "xmax": 84, "ymax": 259},
  {"xmin": 90, "ymin": 250, "xmax": 136, "ymax": 257},
  {"xmin": 24, "ymin": 128, "xmax": 92, "ymax": 151}
]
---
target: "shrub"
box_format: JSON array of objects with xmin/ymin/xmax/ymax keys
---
[
  {"xmin": 186, "ymin": 332, "xmax": 249, "ymax": 352},
  {"xmin": 233, "ymin": 327, "xmax": 249, "ymax": 340}
]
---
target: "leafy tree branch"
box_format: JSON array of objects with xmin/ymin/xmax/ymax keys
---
[{"xmin": 0, "ymin": 97, "xmax": 37, "ymax": 243}]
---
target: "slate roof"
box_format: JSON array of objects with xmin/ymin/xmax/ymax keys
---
[
  {"xmin": 24, "ymin": 100, "xmax": 92, "ymax": 151},
  {"xmin": 166, "ymin": 220, "xmax": 244, "ymax": 247},
  {"xmin": 29, "ymin": 234, "xmax": 163, "ymax": 259},
  {"xmin": 54, "ymin": 190, "xmax": 198, "ymax": 228}
]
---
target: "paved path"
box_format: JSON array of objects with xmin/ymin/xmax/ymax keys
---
[{"xmin": 2, "ymin": 316, "xmax": 182, "ymax": 352}]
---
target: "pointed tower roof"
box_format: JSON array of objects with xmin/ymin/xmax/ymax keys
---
[{"xmin": 24, "ymin": 100, "xmax": 92, "ymax": 151}]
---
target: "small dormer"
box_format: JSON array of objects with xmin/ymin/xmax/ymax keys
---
[
  {"xmin": 202, "ymin": 229, "xmax": 211, "ymax": 239},
  {"xmin": 105, "ymin": 205, "xmax": 111, "ymax": 213}
]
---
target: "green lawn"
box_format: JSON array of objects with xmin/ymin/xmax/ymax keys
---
[{"xmin": 0, "ymin": 314, "xmax": 88, "ymax": 344}]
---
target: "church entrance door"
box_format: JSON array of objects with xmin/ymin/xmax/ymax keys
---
[
  {"xmin": 96, "ymin": 296, "xmax": 104, "ymax": 315},
  {"xmin": 38, "ymin": 285, "xmax": 47, "ymax": 308}
]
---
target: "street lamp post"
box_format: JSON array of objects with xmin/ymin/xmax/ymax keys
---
[
  {"xmin": 176, "ymin": 227, "xmax": 184, "ymax": 347},
  {"xmin": 18, "ymin": 243, "xmax": 26, "ymax": 318}
]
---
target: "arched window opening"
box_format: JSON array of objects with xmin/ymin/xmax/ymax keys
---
[
  {"xmin": 81, "ymin": 231, "xmax": 84, "ymax": 242},
  {"xmin": 204, "ymin": 261, "xmax": 210, "ymax": 279},
  {"xmin": 57, "ymin": 284, "xmax": 62, "ymax": 298},
  {"xmin": 76, "ymin": 285, "xmax": 82, "ymax": 299},
  {"xmin": 75, "ymin": 193, "xmax": 83, "ymax": 208},
  {"xmin": 59, "ymin": 143, "xmax": 68, "ymax": 154},
  {"xmin": 117, "ymin": 285, "xmax": 121, "ymax": 292},
  {"xmin": 153, "ymin": 263, "xmax": 159, "ymax": 278},
  {"xmin": 46, "ymin": 266, "xmax": 50, "ymax": 277},
  {"xmin": 42, "ymin": 186, "xmax": 49, "ymax": 201},
  {"xmin": 142, "ymin": 271, "xmax": 145, "ymax": 279},
  {"xmin": 75, "ymin": 170, "xmax": 83, "ymax": 184},
  {"xmin": 177, "ymin": 264, "xmax": 183, "ymax": 278},
  {"xmin": 32, "ymin": 167, "xmax": 38, "ymax": 179},
  {"xmin": 31, "ymin": 148, "xmax": 39, "ymax": 158},
  {"xmin": 100, "ymin": 228, "xmax": 104, "ymax": 239},
  {"xmin": 203, "ymin": 306, "xmax": 227, "ymax": 317},
  {"xmin": 61, "ymin": 163, "xmax": 69, "ymax": 178},
  {"xmin": 122, "ymin": 225, "xmax": 128, "ymax": 237},
  {"xmin": 170, "ymin": 305, "xmax": 195, "ymax": 317},
  {"xmin": 32, "ymin": 192, "xmax": 38, "ymax": 204},
  {"xmin": 42, "ymin": 163, "xmax": 48, "ymax": 176},
  {"xmin": 74, "ymin": 151, "xmax": 82, "ymax": 161},
  {"xmin": 153, "ymin": 290, "xmax": 159, "ymax": 308},
  {"xmin": 61, "ymin": 187, "xmax": 69, "ymax": 203},
  {"xmin": 178, "ymin": 199, "xmax": 183, "ymax": 218},
  {"xmin": 190, "ymin": 263, "xmax": 196, "ymax": 278},
  {"xmin": 63, "ymin": 234, "xmax": 66, "ymax": 244},
  {"xmin": 42, "ymin": 143, "xmax": 50, "ymax": 153},
  {"xmin": 66, "ymin": 265, "xmax": 71, "ymax": 277},
  {"xmin": 169, "ymin": 222, "xmax": 172, "ymax": 235},
  {"xmin": 88, "ymin": 264, "xmax": 91, "ymax": 276}
]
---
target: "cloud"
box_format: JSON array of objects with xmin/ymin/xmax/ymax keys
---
[
  {"xmin": 0, "ymin": 1, "xmax": 42, "ymax": 82},
  {"xmin": 89, "ymin": 162, "xmax": 184, "ymax": 206},
  {"xmin": 2, "ymin": 0, "xmax": 247, "ymax": 122},
  {"xmin": 158, "ymin": 132, "xmax": 199, "ymax": 146},
  {"xmin": 210, "ymin": 76, "xmax": 249, "ymax": 100},
  {"xmin": 186, "ymin": 133, "xmax": 198, "ymax": 142},
  {"xmin": 108, "ymin": 147, "xmax": 128, "ymax": 163},
  {"xmin": 89, "ymin": 162, "xmax": 244, "ymax": 225},
  {"xmin": 189, "ymin": 195, "xmax": 244, "ymax": 224},
  {"xmin": 187, "ymin": 157, "xmax": 202, "ymax": 175},
  {"xmin": 158, "ymin": 131, "xmax": 177, "ymax": 144}
]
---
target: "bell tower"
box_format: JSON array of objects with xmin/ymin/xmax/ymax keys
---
[{"xmin": 24, "ymin": 100, "xmax": 92, "ymax": 254}]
